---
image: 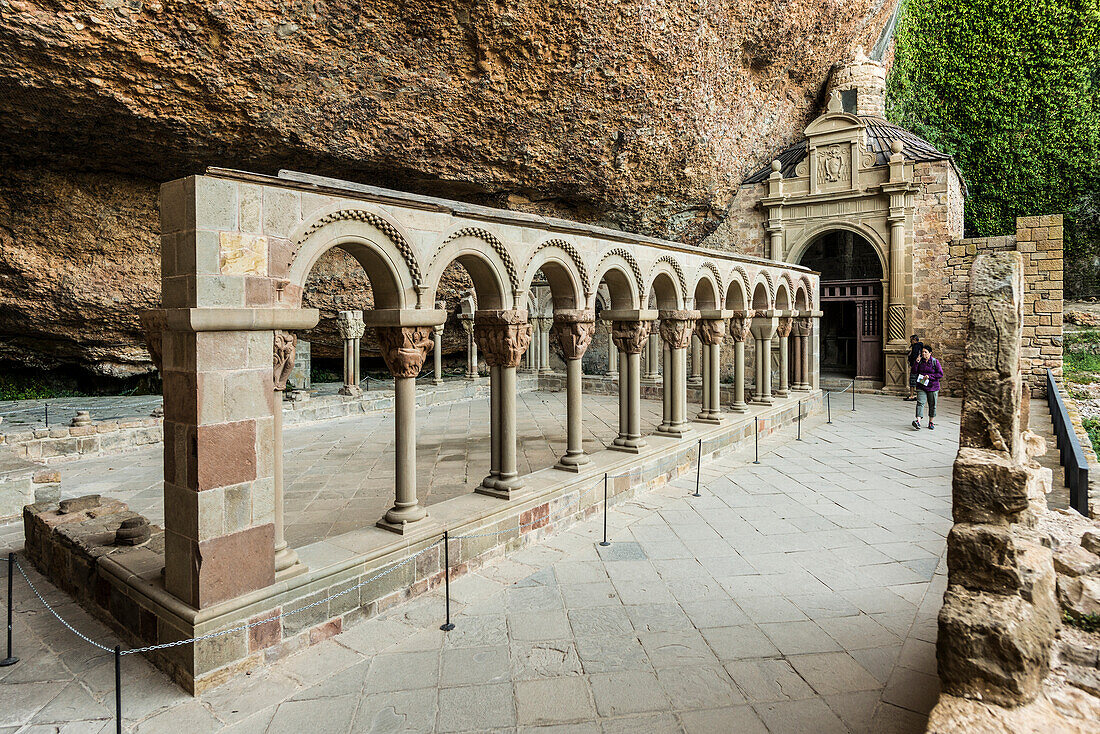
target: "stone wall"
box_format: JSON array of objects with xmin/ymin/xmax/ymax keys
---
[
  {"xmin": 922, "ymin": 214, "xmax": 1063, "ymax": 397},
  {"xmin": 936, "ymin": 251, "xmax": 1060, "ymax": 706}
]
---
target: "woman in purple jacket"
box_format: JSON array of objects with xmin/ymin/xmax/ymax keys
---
[{"xmin": 911, "ymin": 346, "xmax": 944, "ymax": 430}]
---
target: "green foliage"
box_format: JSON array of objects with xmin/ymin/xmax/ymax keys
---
[
  {"xmin": 1084, "ymin": 417, "xmax": 1100, "ymax": 456},
  {"xmin": 1066, "ymin": 350, "xmax": 1100, "ymax": 383},
  {"xmin": 1063, "ymin": 609, "xmax": 1100, "ymax": 634},
  {"xmin": 888, "ymin": 0, "xmax": 1100, "ymax": 296},
  {"xmin": 0, "ymin": 374, "xmax": 84, "ymax": 401},
  {"xmin": 1066, "ymin": 328, "xmax": 1100, "ymax": 348}
]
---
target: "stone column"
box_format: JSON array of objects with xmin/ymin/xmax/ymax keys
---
[
  {"xmin": 657, "ymin": 310, "xmax": 697, "ymax": 437},
  {"xmin": 775, "ymin": 316, "xmax": 793, "ymax": 398},
  {"xmin": 809, "ymin": 310, "xmax": 822, "ymax": 390},
  {"xmin": 475, "ymin": 309, "xmax": 533, "ymax": 497},
  {"xmin": 336, "ymin": 310, "xmax": 364, "ymax": 397},
  {"xmin": 609, "ymin": 318, "xmax": 651, "ymax": 453},
  {"xmin": 792, "ymin": 316, "xmax": 811, "ymax": 390},
  {"xmin": 606, "ymin": 321, "xmax": 618, "ymax": 376},
  {"xmin": 644, "ymin": 332, "xmax": 661, "ymax": 381},
  {"xmin": 751, "ymin": 312, "xmax": 778, "ymax": 404},
  {"xmin": 727, "ymin": 311, "xmax": 752, "ymax": 413},
  {"xmin": 689, "ymin": 334, "xmax": 703, "ymax": 386},
  {"xmin": 696, "ymin": 318, "xmax": 725, "ymax": 424},
  {"xmin": 459, "ymin": 315, "xmax": 478, "ymax": 379},
  {"xmin": 537, "ymin": 316, "xmax": 553, "ymax": 374},
  {"xmin": 551, "ymin": 310, "xmax": 595, "ymax": 471},
  {"xmin": 375, "ymin": 323, "xmax": 436, "ymax": 533},
  {"xmin": 432, "ymin": 328, "xmax": 444, "ymax": 386},
  {"xmin": 272, "ymin": 331, "xmax": 301, "ymax": 575}
]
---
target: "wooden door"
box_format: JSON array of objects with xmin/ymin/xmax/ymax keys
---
[{"xmin": 856, "ymin": 299, "xmax": 883, "ymax": 380}]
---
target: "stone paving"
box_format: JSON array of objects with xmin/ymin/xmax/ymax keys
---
[
  {"xmin": 0, "ymin": 393, "xmax": 955, "ymax": 732},
  {"xmin": 0, "ymin": 390, "xmax": 662, "ymax": 552}
]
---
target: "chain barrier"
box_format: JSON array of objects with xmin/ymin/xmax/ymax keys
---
[{"xmin": 14, "ymin": 557, "xmax": 115, "ymax": 654}]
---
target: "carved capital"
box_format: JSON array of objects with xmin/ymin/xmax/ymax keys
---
[
  {"xmin": 376, "ymin": 325, "xmax": 433, "ymax": 378},
  {"xmin": 535, "ymin": 316, "xmax": 554, "ymax": 332},
  {"xmin": 458, "ymin": 314, "xmax": 474, "ymax": 335},
  {"xmin": 550, "ymin": 309, "xmax": 595, "ymax": 361},
  {"xmin": 474, "ymin": 309, "xmax": 533, "ymax": 368},
  {"xmin": 273, "ymin": 330, "xmax": 297, "ymax": 390},
  {"xmin": 336, "ymin": 310, "xmax": 365, "ymax": 340},
  {"xmin": 727, "ymin": 310, "xmax": 754, "ymax": 342},
  {"xmin": 792, "ymin": 316, "xmax": 812, "ymax": 337},
  {"xmin": 658, "ymin": 310, "xmax": 698, "ymax": 349},
  {"xmin": 776, "ymin": 316, "xmax": 794, "ymax": 338},
  {"xmin": 697, "ymin": 319, "xmax": 726, "ymax": 346},
  {"xmin": 611, "ymin": 320, "xmax": 652, "ymax": 354},
  {"xmin": 139, "ymin": 310, "xmax": 167, "ymax": 372}
]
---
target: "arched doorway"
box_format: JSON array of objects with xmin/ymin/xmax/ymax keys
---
[{"xmin": 797, "ymin": 230, "xmax": 884, "ymax": 382}]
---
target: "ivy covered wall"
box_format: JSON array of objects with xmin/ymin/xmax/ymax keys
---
[{"xmin": 887, "ymin": 0, "xmax": 1100, "ymax": 296}]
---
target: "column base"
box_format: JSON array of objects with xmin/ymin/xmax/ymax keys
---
[
  {"xmin": 695, "ymin": 413, "xmax": 724, "ymax": 425},
  {"xmin": 465, "ymin": 374, "xmax": 479, "ymax": 381},
  {"xmin": 774, "ymin": 389, "xmax": 789, "ymax": 398},
  {"xmin": 338, "ymin": 385, "xmax": 362, "ymax": 397},
  {"xmin": 554, "ymin": 453, "xmax": 590, "ymax": 473},
  {"xmin": 432, "ymin": 379, "xmax": 444, "ymax": 386},
  {"xmin": 752, "ymin": 396, "xmax": 775, "ymax": 406},
  {"xmin": 376, "ymin": 515, "xmax": 442, "ymax": 536},
  {"xmin": 274, "ymin": 548, "xmax": 307, "ymax": 579},
  {"xmin": 377, "ymin": 504, "xmax": 428, "ymax": 534},
  {"xmin": 656, "ymin": 425, "xmax": 693, "ymax": 438},
  {"xmin": 729, "ymin": 402, "xmax": 748, "ymax": 414},
  {"xmin": 476, "ymin": 474, "xmax": 525, "ymax": 499}
]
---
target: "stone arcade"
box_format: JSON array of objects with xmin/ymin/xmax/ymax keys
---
[{"xmin": 54, "ymin": 168, "xmax": 823, "ymax": 691}]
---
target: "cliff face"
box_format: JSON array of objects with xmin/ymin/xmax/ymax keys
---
[{"xmin": 0, "ymin": 0, "xmax": 897, "ymax": 375}]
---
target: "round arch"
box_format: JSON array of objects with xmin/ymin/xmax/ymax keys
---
[
  {"xmin": 725, "ymin": 267, "xmax": 752, "ymax": 310},
  {"xmin": 750, "ymin": 279, "xmax": 771, "ymax": 311},
  {"xmin": 592, "ymin": 249, "xmax": 644, "ymax": 310},
  {"xmin": 287, "ymin": 210, "xmax": 418, "ymax": 309},
  {"xmin": 691, "ymin": 268, "xmax": 721, "ymax": 310},
  {"xmin": 787, "ymin": 221, "xmax": 888, "ymax": 278},
  {"xmin": 522, "ymin": 242, "xmax": 586, "ymax": 310},
  {"xmin": 645, "ymin": 258, "xmax": 685, "ymax": 309},
  {"xmin": 425, "ymin": 232, "xmax": 515, "ymax": 311}
]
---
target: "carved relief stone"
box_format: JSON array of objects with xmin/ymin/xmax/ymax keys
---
[
  {"xmin": 657, "ymin": 310, "xmax": 698, "ymax": 349},
  {"xmin": 611, "ymin": 320, "xmax": 652, "ymax": 354},
  {"xmin": 550, "ymin": 309, "xmax": 595, "ymax": 361},
  {"xmin": 336, "ymin": 310, "xmax": 365, "ymax": 340},
  {"xmin": 474, "ymin": 309, "xmax": 533, "ymax": 368},
  {"xmin": 376, "ymin": 326, "xmax": 433, "ymax": 378},
  {"xmin": 139, "ymin": 310, "xmax": 167, "ymax": 372},
  {"xmin": 818, "ymin": 144, "xmax": 847, "ymax": 184},
  {"xmin": 792, "ymin": 316, "xmax": 812, "ymax": 338},
  {"xmin": 777, "ymin": 316, "xmax": 794, "ymax": 338},
  {"xmin": 727, "ymin": 310, "xmax": 755, "ymax": 342},
  {"xmin": 697, "ymin": 319, "xmax": 726, "ymax": 346},
  {"xmin": 273, "ymin": 330, "xmax": 297, "ymax": 390}
]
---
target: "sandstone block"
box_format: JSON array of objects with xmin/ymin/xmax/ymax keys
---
[
  {"xmin": 59, "ymin": 495, "xmax": 102, "ymax": 514},
  {"xmin": 1053, "ymin": 546, "xmax": 1100, "ymax": 577},
  {"xmin": 947, "ymin": 524, "xmax": 1053, "ymax": 599},
  {"xmin": 952, "ymin": 448, "xmax": 1031, "ymax": 523},
  {"xmin": 937, "ymin": 585, "xmax": 1057, "ymax": 707},
  {"xmin": 1081, "ymin": 530, "xmax": 1100, "ymax": 555},
  {"xmin": 1058, "ymin": 575, "xmax": 1100, "ymax": 617}
]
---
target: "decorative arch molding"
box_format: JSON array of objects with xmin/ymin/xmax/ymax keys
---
[
  {"xmin": 798, "ymin": 275, "xmax": 815, "ymax": 308},
  {"xmin": 595, "ymin": 248, "xmax": 645, "ymax": 304},
  {"xmin": 776, "ymin": 272, "xmax": 796, "ymax": 308},
  {"xmin": 533, "ymin": 238, "xmax": 591, "ymax": 295},
  {"xmin": 652, "ymin": 255, "xmax": 688, "ymax": 303},
  {"xmin": 698, "ymin": 262, "xmax": 724, "ymax": 305},
  {"xmin": 290, "ymin": 208, "xmax": 423, "ymax": 291},
  {"xmin": 727, "ymin": 266, "xmax": 752, "ymax": 308},
  {"xmin": 751, "ymin": 270, "xmax": 775, "ymax": 309},
  {"xmin": 436, "ymin": 226, "xmax": 520, "ymax": 294},
  {"xmin": 787, "ymin": 220, "xmax": 889, "ymax": 278}
]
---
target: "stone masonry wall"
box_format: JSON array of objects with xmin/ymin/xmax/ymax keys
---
[
  {"xmin": 936, "ymin": 251, "xmax": 1060, "ymax": 707},
  {"xmin": 924, "ymin": 214, "xmax": 1063, "ymax": 397}
]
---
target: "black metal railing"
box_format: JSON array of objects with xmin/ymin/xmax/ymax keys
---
[{"xmin": 1047, "ymin": 368, "xmax": 1090, "ymax": 515}]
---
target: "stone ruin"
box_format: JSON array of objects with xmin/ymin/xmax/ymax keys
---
[{"xmin": 930, "ymin": 251, "xmax": 1100, "ymax": 730}]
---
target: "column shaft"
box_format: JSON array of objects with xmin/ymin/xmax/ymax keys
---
[
  {"xmin": 499, "ymin": 365, "xmax": 519, "ymax": 486},
  {"xmin": 698, "ymin": 346, "xmax": 711, "ymax": 419},
  {"xmin": 555, "ymin": 358, "xmax": 588, "ymax": 471},
  {"xmin": 777, "ymin": 336, "xmax": 789, "ymax": 398},
  {"xmin": 689, "ymin": 335, "xmax": 702, "ymax": 385},
  {"xmin": 432, "ymin": 330, "xmax": 443, "ymax": 385},
  {"xmin": 761, "ymin": 337, "xmax": 774, "ymax": 403},
  {"xmin": 273, "ymin": 390, "xmax": 297, "ymax": 573},
  {"xmin": 483, "ymin": 364, "xmax": 501, "ymax": 489},
  {"xmin": 709, "ymin": 343, "xmax": 723, "ymax": 421},
  {"xmin": 627, "ymin": 351, "xmax": 643, "ymax": 444},
  {"xmin": 732, "ymin": 340, "xmax": 747, "ymax": 412},
  {"xmin": 613, "ymin": 348, "xmax": 629, "ymax": 448},
  {"xmin": 382, "ymin": 376, "xmax": 427, "ymax": 526},
  {"xmin": 659, "ymin": 342, "xmax": 673, "ymax": 432}
]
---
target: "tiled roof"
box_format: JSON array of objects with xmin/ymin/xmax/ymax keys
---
[{"xmin": 743, "ymin": 117, "xmax": 952, "ymax": 184}]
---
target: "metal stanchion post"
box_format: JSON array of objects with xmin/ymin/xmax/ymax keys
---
[
  {"xmin": 1, "ymin": 553, "xmax": 17, "ymax": 667},
  {"xmin": 852, "ymin": 381, "xmax": 856, "ymax": 411},
  {"xmin": 827, "ymin": 392, "xmax": 832, "ymax": 424},
  {"xmin": 440, "ymin": 532, "xmax": 454, "ymax": 631},
  {"xmin": 753, "ymin": 417, "xmax": 760, "ymax": 465},
  {"xmin": 114, "ymin": 645, "xmax": 122, "ymax": 734},
  {"xmin": 693, "ymin": 439, "xmax": 702, "ymax": 497},
  {"xmin": 44, "ymin": 403, "xmax": 49, "ymax": 428},
  {"xmin": 600, "ymin": 474, "xmax": 610, "ymax": 547},
  {"xmin": 797, "ymin": 400, "xmax": 802, "ymax": 441}
]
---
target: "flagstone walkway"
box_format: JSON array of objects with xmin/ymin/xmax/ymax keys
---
[{"xmin": 0, "ymin": 393, "xmax": 955, "ymax": 733}]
